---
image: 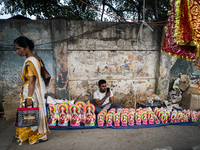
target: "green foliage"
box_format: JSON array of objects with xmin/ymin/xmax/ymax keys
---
[{"xmin": 1, "ymin": 0, "xmax": 170, "ymax": 21}]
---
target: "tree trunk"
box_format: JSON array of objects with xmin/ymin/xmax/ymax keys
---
[
  {"xmin": 101, "ymin": 0, "xmax": 105, "ymax": 21},
  {"xmin": 155, "ymin": 0, "xmax": 158, "ymax": 20}
]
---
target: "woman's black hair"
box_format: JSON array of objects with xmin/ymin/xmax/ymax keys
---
[{"xmin": 14, "ymin": 36, "xmax": 34, "ymax": 51}]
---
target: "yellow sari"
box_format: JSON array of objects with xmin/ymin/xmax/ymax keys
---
[{"xmin": 16, "ymin": 57, "xmax": 50, "ymax": 145}]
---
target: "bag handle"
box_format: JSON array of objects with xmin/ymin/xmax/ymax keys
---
[{"xmin": 25, "ymin": 99, "xmax": 34, "ymax": 108}]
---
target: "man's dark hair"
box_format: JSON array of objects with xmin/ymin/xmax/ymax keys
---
[{"xmin": 98, "ymin": 79, "xmax": 106, "ymax": 86}]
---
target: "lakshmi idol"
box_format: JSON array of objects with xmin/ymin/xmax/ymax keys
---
[
  {"xmin": 76, "ymin": 101, "xmax": 85, "ymax": 123},
  {"xmin": 148, "ymin": 112, "xmax": 154, "ymax": 125},
  {"xmin": 128, "ymin": 112, "xmax": 134, "ymax": 126},
  {"xmin": 121, "ymin": 113, "xmax": 128, "ymax": 127},
  {"xmin": 84, "ymin": 103, "xmax": 96, "ymax": 126},
  {"xmin": 142, "ymin": 112, "xmax": 148, "ymax": 125},
  {"xmin": 106, "ymin": 114, "xmax": 113, "ymax": 127},
  {"xmin": 70, "ymin": 104, "xmax": 81, "ymax": 126},
  {"xmin": 97, "ymin": 113, "xmax": 104, "ymax": 127},
  {"xmin": 48, "ymin": 104, "xmax": 57, "ymax": 127},
  {"xmin": 113, "ymin": 113, "xmax": 120, "ymax": 127},
  {"xmin": 58, "ymin": 104, "xmax": 69, "ymax": 127},
  {"xmin": 135, "ymin": 113, "xmax": 141, "ymax": 125}
]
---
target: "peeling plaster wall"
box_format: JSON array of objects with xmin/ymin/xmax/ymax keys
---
[
  {"xmin": 157, "ymin": 52, "xmax": 172, "ymax": 99},
  {"xmin": 168, "ymin": 58, "xmax": 200, "ymax": 92},
  {"xmin": 0, "ymin": 20, "xmax": 55, "ymax": 97},
  {"xmin": 170, "ymin": 58, "xmax": 200, "ymax": 79},
  {"xmin": 68, "ymin": 51, "xmax": 158, "ymax": 80},
  {"xmin": 65, "ymin": 21, "xmax": 163, "ymax": 102},
  {"xmin": 66, "ymin": 21, "xmax": 161, "ymax": 51},
  {"xmin": 68, "ymin": 51, "xmax": 159, "ymax": 103},
  {"xmin": 51, "ymin": 20, "xmax": 68, "ymax": 99},
  {"xmin": 157, "ymin": 53, "xmax": 200, "ymax": 99},
  {"xmin": 0, "ymin": 19, "xmax": 166, "ymax": 103}
]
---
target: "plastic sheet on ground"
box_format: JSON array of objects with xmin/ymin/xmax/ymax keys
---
[{"xmin": 49, "ymin": 121, "xmax": 200, "ymax": 130}]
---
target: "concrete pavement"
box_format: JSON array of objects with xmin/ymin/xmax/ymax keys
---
[{"xmin": 0, "ymin": 117, "xmax": 200, "ymax": 150}]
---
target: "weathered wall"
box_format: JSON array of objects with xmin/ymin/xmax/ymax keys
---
[
  {"xmin": 0, "ymin": 20, "xmax": 55, "ymax": 98},
  {"xmin": 167, "ymin": 58, "xmax": 200, "ymax": 92},
  {"xmin": 170, "ymin": 58, "xmax": 200, "ymax": 78},
  {"xmin": 0, "ymin": 19, "xmax": 177, "ymax": 103},
  {"xmin": 51, "ymin": 19, "xmax": 68, "ymax": 99},
  {"xmin": 67, "ymin": 51, "xmax": 159, "ymax": 103},
  {"xmin": 157, "ymin": 51, "xmax": 172, "ymax": 99},
  {"xmin": 64, "ymin": 21, "xmax": 163, "ymax": 103}
]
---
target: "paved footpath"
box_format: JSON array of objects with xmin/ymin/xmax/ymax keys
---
[{"xmin": 0, "ymin": 118, "xmax": 200, "ymax": 150}]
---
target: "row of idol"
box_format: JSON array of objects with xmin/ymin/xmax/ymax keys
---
[
  {"xmin": 48, "ymin": 101, "xmax": 96, "ymax": 127},
  {"xmin": 97, "ymin": 107, "xmax": 200, "ymax": 127}
]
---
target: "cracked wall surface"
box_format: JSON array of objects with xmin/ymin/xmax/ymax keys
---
[
  {"xmin": 0, "ymin": 20, "xmax": 55, "ymax": 97},
  {"xmin": 1, "ymin": 19, "xmax": 178, "ymax": 102},
  {"xmin": 64, "ymin": 21, "xmax": 162, "ymax": 102}
]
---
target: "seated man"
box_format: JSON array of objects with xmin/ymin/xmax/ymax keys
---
[{"xmin": 94, "ymin": 79, "xmax": 122, "ymax": 115}]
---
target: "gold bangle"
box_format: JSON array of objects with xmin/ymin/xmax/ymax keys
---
[{"xmin": 27, "ymin": 97, "xmax": 33, "ymax": 99}]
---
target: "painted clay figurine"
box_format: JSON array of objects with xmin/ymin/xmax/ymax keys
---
[
  {"xmin": 76, "ymin": 101, "xmax": 85, "ymax": 123},
  {"xmin": 186, "ymin": 109, "xmax": 191, "ymax": 120},
  {"xmin": 142, "ymin": 112, "xmax": 148, "ymax": 125},
  {"xmin": 84, "ymin": 103, "xmax": 96, "ymax": 126},
  {"xmin": 154, "ymin": 115, "xmax": 160, "ymax": 124},
  {"xmin": 63, "ymin": 101, "xmax": 71, "ymax": 113},
  {"xmin": 100, "ymin": 110, "xmax": 107, "ymax": 121},
  {"xmin": 177, "ymin": 112, "xmax": 183, "ymax": 123},
  {"xmin": 170, "ymin": 113, "xmax": 177, "ymax": 123},
  {"xmin": 148, "ymin": 112, "xmax": 154, "ymax": 125},
  {"xmin": 101, "ymin": 108, "xmax": 107, "ymax": 114},
  {"xmin": 191, "ymin": 111, "xmax": 198, "ymax": 122},
  {"xmin": 183, "ymin": 114, "xmax": 189, "ymax": 122},
  {"xmin": 117, "ymin": 108, "xmax": 123, "ymax": 115},
  {"xmin": 97, "ymin": 113, "xmax": 105, "ymax": 127},
  {"xmin": 128, "ymin": 112, "xmax": 134, "ymax": 126},
  {"xmin": 136, "ymin": 107, "xmax": 143, "ymax": 113},
  {"xmin": 70, "ymin": 104, "xmax": 81, "ymax": 126},
  {"xmin": 182, "ymin": 109, "xmax": 186, "ymax": 114},
  {"xmin": 198, "ymin": 111, "xmax": 200, "ymax": 121},
  {"xmin": 110, "ymin": 108, "xmax": 116, "ymax": 113},
  {"xmin": 129, "ymin": 108, "xmax": 135, "ymax": 113},
  {"xmin": 121, "ymin": 113, "xmax": 128, "ymax": 127},
  {"xmin": 165, "ymin": 111, "xmax": 170, "ymax": 122},
  {"xmin": 106, "ymin": 114, "xmax": 113, "ymax": 127},
  {"xmin": 58, "ymin": 103, "xmax": 69, "ymax": 127},
  {"xmin": 154, "ymin": 107, "xmax": 158, "ymax": 114},
  {"xmin": 158, "ymin": 110, "xmax": 164, "ymax": 119},
  {"xmin": 113, "ymin": 113, "xmax": 121, "ymax": 127},
  {"xmin": 135, "ymin": 113, "xmax": 142, "ymax": 125},
  {"xmin": 123, "ymin": 108, "xmax": 129, "ymax": 113},
  {"xmin": 48, "ymin": 104, "xmax": 57, "ymax": 127},
  {"xmin": 161, "ymin": 113, "xmax": 168, "ymax": 124}
]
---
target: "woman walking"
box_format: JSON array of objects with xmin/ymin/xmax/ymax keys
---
[{"xmin": 14, "ymin": 36, "xmax": 49, "ymax": 145}]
